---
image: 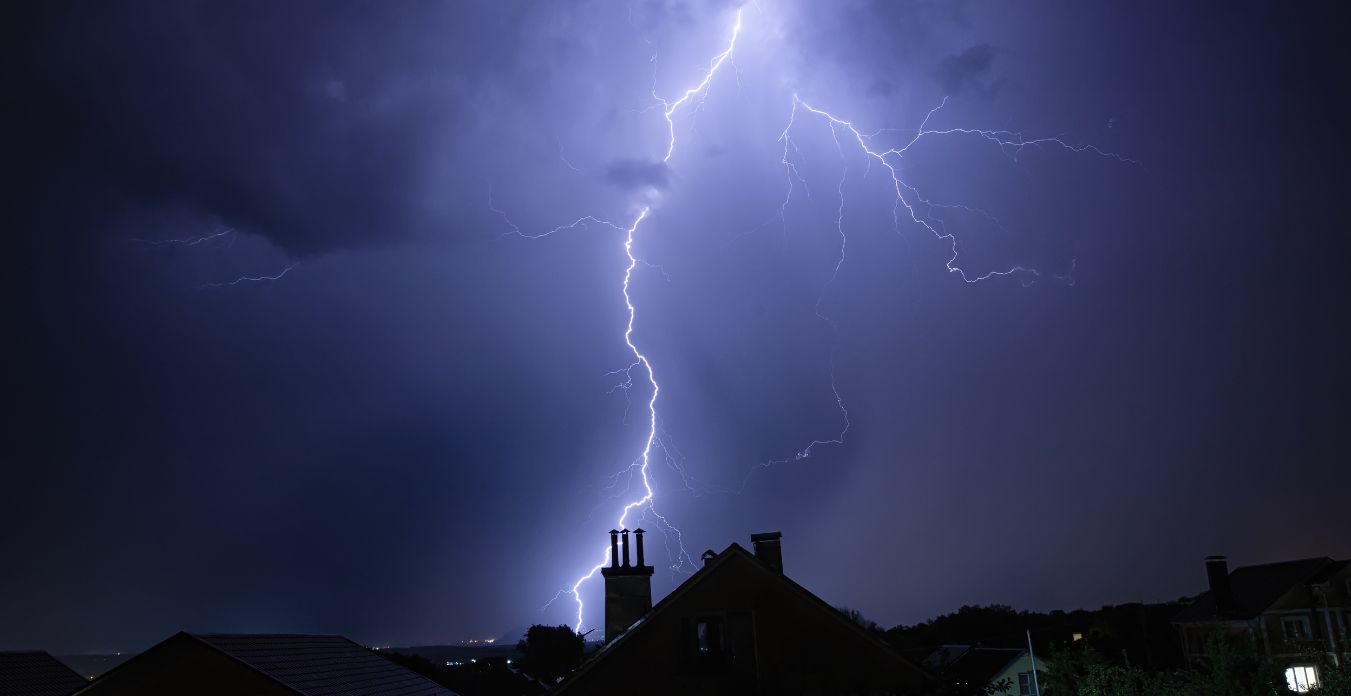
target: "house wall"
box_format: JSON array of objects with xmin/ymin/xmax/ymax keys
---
[
  {"xmin": 560, "ymin": 552, "xmax": 928, "ymax": 696},
  {"xmin": 991, "ymin": 653, "xmax": 1039, "ymax": 695},
  {"xmin": 1260, "ymin": 568, "xmax": 1351, "ymax": 659},
  {"xmin": 1177, "ymin": 564, "xmax": 1351, "ymax": 668},
  {"xmin": 76, "ymin": 633, "xmax": 294, "ymax": 696}
]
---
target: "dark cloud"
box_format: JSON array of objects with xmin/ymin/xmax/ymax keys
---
[
  {"xmin": 933, "ymin": 43, "xmax": 1001, "ymax": 96},
  {"xmin": 4, "ymin": 0, "xmax": 1350, "ymax": 657},
  {"xmin": 603, "ymin": 158, "xmax": 672, "ymax": 191},
  {"xmin": 10, "ymin": 1, "xmax": 530, "ymax": 256}
]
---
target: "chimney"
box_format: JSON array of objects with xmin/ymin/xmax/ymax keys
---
[
  {"xmin": 701, "ymin": 549, "xmax": 717, "ymax": 567},
  {"xmin": 750, "ymin": 531, "xmax": 783, "ymax": 574},
  {"xmin": 601, "ymin": 528, "xmax": 653, "ymax": 643},
  {"xmin": 1205, "ymin": 555, "xmax": 1237, "ymax": 616}
]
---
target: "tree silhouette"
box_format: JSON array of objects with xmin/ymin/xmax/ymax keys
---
[{"xmin": 515, "ymin": 624, "xmax": 584, "ymax": 683}]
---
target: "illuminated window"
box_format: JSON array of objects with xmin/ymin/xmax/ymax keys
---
[
  {"xmin": 1285, "ymin": 664, "xmax": 1319, "ymax": 692},
  {"xmin": 1282, "ymin": 616, "xmax": 1311, "ymax": 640},
  {"xmin": 1072, "ymin": 632, "xmax": 1084, "ymax": 641}
]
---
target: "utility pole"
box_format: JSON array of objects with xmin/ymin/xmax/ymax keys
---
[{"xmin": 1027, "ymin": 629, "xmax": 1043, "ymax": 695}]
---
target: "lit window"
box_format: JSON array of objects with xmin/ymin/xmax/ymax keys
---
[
  {"xmin": 1285, "ymin": 664, "xmax": 1319, "ymax": 692},
  {"xmin": 1282, "ymin": 616, "xmax": 1311, "ymax": 641},
  {"xmin": 1072, "ymin": 632, "xmax": 1084, "ymax": 641}
]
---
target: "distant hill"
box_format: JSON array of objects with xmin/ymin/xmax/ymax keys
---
[
  {"xmin": 390, "ymin": 643, "xmax": 521, "ymax": 666},
  {"xmin": 495, "ymin": 624, "xmax": 530, "ymax": 646}
]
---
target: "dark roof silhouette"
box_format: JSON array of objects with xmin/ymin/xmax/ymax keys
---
[
  {"xmin": 557, "ymin": 542, "xmax": 929, "ymax": 692},
  {"xmin": 1173, "ymin": 557, "xmax": 1341, "ymax": 622},
  {"xmin": 0, "ymin": 651, "xmax": 88, "ymax": 696},
  {"xmin": 193, "ymin": 634, "xmax": 453, "ymax": 696},
  {"xmin": 75, "ymin": 633, "xmax": 456, "ymax": 696}
]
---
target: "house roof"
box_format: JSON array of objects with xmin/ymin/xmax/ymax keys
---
[
  {"xmin": 190, "ymin": 634, "xmax": 456, "ymax": 696},
  {"xmin": 925, "ymin": 646, "xmax": 1026, "ymax": 686},
  {"xmin": 0, "ymin": 651, "xmax": 88, "ymax": 696},
  {"xmin": 1173, "ymin": 557, "xmax": 1341, "ymax": 623},
  {"xmin": 556, "ymin": 542, "xmax": 930, "ymax": 691}
]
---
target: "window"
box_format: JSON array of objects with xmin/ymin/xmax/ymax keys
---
[
  {"xmin": 1017, "ymin": 671, "xmax": 1040, "ymax": 695},
  {"xmin": 696, "ymin": 617, "xmax": 724, "ymax": 654},
  {"xmin": 1282, "ymin": 616, "xmax": 1311, "ymax": 640},
  {"xmin": 1285, "ymin": 664, "xmax": 1319, "ymax": 692}
]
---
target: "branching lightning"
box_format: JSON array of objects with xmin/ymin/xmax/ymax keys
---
[
  {"xmin": 506, "ymin": 3, "xmax": 1133, "ymax": 634},
  {"xmin": 132, "ymin": 227, "xmax": 237, "ymax": 248},
  {"xmin": 132, "ymin": 226, "xmax": 298, "ymax": 290},
  {"xmin": 201, "ymin": 262, "xmax": 298, "ymax": 289},
  {"xmin": 516, "ymin": 9, "xmax": 746, "ymax": 632}
]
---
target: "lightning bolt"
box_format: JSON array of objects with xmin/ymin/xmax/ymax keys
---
[
  {"xmin": 654, "ymin": 10, "xmax": 743, "ymax": 164},
  {"xmin": 510, "ymin": 3, "xmax": 1133, "ymax": 634},
  {"xmin": 515, "ymin": 8, "xmax": 746, "ymax": 633},
  {"xmin": 132, "ymin": 227, "xmax": 236, "ymax": 248},
  {"xmin": 201, "ymin": 262, "xmax": 298, "ymax": 289}
]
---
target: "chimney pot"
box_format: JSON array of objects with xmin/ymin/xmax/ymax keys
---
[
  {"xmin": 633, "ymin": 528, "xmax": 648, "ymax": 568},
  {"xmin": 600, "ymin": 529, "xmax": 654, "ymax": 643},
  {"xmin": 1205, "ymin": 555, "xmax": 1237, "ymax": 616},
  {"xmin": 750, "ymin": 531, "xmax": 784, "ymax": 574}
]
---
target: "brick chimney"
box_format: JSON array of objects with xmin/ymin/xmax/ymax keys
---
[
  {"xmin": 1205, "ymin": 555, "xmax": 1238, "ymax": 616},
  {"xmin": 750, "ymin": 531, "xmax": 783, "ymax": 574},
  {"xmin": 601, "ymin": 528, "xmax": 653, "ymax": 642}
]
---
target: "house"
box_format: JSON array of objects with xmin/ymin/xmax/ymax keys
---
[
  {"xmin": 72, "ymin": 633, "xmax": 459, "ymax": 696},
  {"xmin": 1172, "ymin": 555, "xmax": 1351, "ymax": 691},
  {"xmin": 0, "ymin": 650, "xmax": 89, "ymax": 696},
  {"xmin": 923, "ymin": 645, "xmax": 1041, "ymax": 695},
  {"xmin": 556, "ymin": 529, "xmax": 931, "ymax": 695}
]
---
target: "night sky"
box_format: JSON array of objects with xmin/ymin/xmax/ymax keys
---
[{"xmin": 6, "ymin": 0, "xmax": 1349, "ymax": 654}]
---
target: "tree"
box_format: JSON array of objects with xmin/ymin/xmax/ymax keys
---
[
  {"xmin": 515, "ymin": 624, "xmax": 584, "ymax": 683},
  {"xmin": 1173, "ymin": 632, "xmax": 1283, "ymax": 696},
  {"xmin": 837, "ymin": 605, "xmax": 882, "ymax": 633}
]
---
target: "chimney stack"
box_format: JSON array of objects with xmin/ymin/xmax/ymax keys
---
[
  {"xmin": 750, "ymin": 531, "xmax": 783, "ymax": 574},
  {"xmin": 1205, "ymin": 555, "xmax": 1237, "ymax": 616},
  {"xmin": 601, "ymin": 528, "xmax": 653, "ymax": 643}
]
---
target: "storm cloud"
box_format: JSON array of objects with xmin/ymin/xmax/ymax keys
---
[
  {"xmin": 604, "ymin": 158, "xmax": 672, "ymax": 191},
  {"xmin": 4, "ymin": 0, "xmax": 1349, "ymax": 656}
]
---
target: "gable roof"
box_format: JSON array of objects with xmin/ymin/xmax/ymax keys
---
[
  {"xmin": 0, "ymin": 651, "xmax": 88, "ymax": 696},
  {"xmin": 927, "ymin": 646, "xmax": 1026, "ymax": 685},
  {"xmin": 75, "ymin": 633, "xmax": 457, "ymax": 696},
  {"xmin": 1173, "ymin": 557, "xmax": 1341, "ymax": 623},
  {"xmin": 190, "ymin": 634, "xmax": 455, "ymax": 696},
  {"xmin": 557, "ymin": 542, "xmax": 930, "ymax": 691}
]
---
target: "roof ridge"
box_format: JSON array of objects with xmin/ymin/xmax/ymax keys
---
[
  {"xmin": 556, "ymin": 541, "xmax": 929, "ymax": 692},
  {"xmin": 1231, "ymin": 556, "xmax": 1333, "ymax": 571}
]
